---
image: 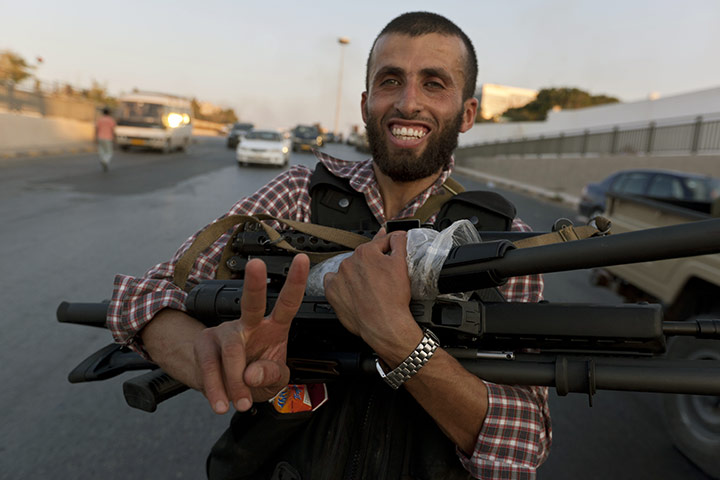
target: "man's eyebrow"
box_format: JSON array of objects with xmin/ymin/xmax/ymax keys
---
[
  {"xmin": 373, "ymin": 65, "xmax": 405, "ymax": 80},
  {"xmin": 420, "ymin": 67, "xmax": 453, "ymax": 83}
]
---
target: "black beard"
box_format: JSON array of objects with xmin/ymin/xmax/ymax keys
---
[{"xmin": 366, "ymin": 110, "xmax": 463, "ymax": 183}]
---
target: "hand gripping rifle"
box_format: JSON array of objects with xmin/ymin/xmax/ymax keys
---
[{"xmin": 57, "ymin": 218, "xmax": 720, "ymax": 412}]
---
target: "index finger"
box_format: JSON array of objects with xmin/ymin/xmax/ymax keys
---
[
  {"xmin": 388, "ymin": 231, "xmax": 408, "ymax": 259},
  {"xmin": 240, "ymin": 258, "xmax": 268, "ymax": 327}
]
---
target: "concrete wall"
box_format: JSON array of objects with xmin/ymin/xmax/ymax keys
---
[
  {"xmin": 0, "ymin": 112, "xmax": 95, "ymax": 156},
  {"xmin": 0, "ymin": 112, "xmax": 223, "ymax": 158},
  {"xmin": 454, "ymin": 151, "xmax": 720, "ymax": 200},
  {"xmin": 460, "ymin": 85, "xmax": 720, "ymax": 145}
]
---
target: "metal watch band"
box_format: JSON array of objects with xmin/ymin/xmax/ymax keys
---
[{"xmin": 375, "ymin": 329, "xmax": 440, "ymax": 389}]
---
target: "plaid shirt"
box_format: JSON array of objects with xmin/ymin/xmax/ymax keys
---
[{"xmin": 108, "ymin": 150, "xmax": 551, "ymax": 479}]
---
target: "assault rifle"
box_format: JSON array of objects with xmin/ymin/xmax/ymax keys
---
[{"xmin": 57, "ymin": 218, "xmax": 720, "ymax": 413}]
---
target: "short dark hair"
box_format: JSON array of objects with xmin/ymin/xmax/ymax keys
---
[
  {"xmin": 102, "ymin": 107, "xmax": 111, "ymax": 115},
  {"xmin": 365, "ymin": 11, "xmax": 478, "ymax": 101}
]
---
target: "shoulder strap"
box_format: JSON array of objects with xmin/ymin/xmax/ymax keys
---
[
  {"xmin": 173, "ymin": 214, "xmax": 371, "ymax": 291},
  {"xmin": 410, "ymin": 176, "xmax": 465, "ymax": 224},
  {"xmin": 513, "ymin": 217, "xmax": 611, "ymax": 248}
]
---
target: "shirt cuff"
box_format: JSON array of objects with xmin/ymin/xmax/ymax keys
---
[
  {"xmin": 107, "ymin": 274, "xmax": 189, "ymax": 360},
  {"xmin": 456, "ymin": 381, "xmax": 549, "ymax": 479}
]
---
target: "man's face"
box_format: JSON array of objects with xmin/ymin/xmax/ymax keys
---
[{"xmin": 362, "ymin": 33, "xmax": 478, "ymax": 182}]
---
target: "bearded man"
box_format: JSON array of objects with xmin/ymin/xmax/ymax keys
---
[{"xmin": 108, "ymin": 11, "xmax": 552, "ymax": 479}]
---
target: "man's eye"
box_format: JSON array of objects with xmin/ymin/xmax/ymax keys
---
[
  {"xmin": 380, "ymin": 78, "xmax": 400, "ymax": 86},
  {"xmin": 426, "ymin": 81, "xmax": 444, "ymax": 89}
]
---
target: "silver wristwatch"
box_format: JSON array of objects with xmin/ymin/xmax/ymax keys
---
[{"xmin": 375, "ymin": 329, "xmax": 440, "ymax": 389}]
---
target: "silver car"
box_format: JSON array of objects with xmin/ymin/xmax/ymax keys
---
[{"xmin": 236, "ymin": 129, "xmax": 291, "ymax": 168}]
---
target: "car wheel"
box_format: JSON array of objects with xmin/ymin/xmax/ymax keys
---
[
  {"xmin": 119, "ymin": 145, "xmax": 129, "ymax": 152},
  {"xmin": 162, "ymin": 140, "xmax": 171, "ymax": 154},
  {"xmin": 662, "ymin": 333, "xmax": 720, "ymax": 479}
]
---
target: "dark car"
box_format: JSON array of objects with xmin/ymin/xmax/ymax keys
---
[
  {"xmin": 226, "ymin": 122, "xmax": 255, "ymax": 149},
  {"xmin": 578, "ymin": 168, "xmax": 720, "ymax": 220},
  {"xmin": 292, "ymin": 125, "xmax": 323, "ymax": 152}
]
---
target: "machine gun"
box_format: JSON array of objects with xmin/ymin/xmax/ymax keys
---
[{"xmin": 57, "ymin": 218, "xmax": 720, "ymax": 413}]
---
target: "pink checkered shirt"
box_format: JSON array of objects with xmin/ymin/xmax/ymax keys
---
[{"xmin": 108, "ymin": 150, "xmax": 551, "ymax": 478}]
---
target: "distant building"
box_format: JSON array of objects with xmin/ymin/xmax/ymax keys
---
[{"xmin": 474, "ymin": 83, "xmax": 538, "ymax": 121}]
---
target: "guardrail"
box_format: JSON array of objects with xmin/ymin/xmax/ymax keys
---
[
  {"xmin": 462, "ymin": 114, "xmax": 720, "ymax": 158},
  {"xmin": 0, "ymin": 83, "xmax": 97, "ymax": 122}
]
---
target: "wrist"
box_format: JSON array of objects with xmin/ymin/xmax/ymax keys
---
[
  {"xmin": 363, "ymin": 313, "xmax": 422, "ymax": 367},
  {"xmin": 375, "ymin": 328, "xmax": 440, "ymax": 389}
]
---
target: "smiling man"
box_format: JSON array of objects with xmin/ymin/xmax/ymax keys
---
[{"xmin": 108, "ymin": 11, "xmax": 551, "ymax": 479}]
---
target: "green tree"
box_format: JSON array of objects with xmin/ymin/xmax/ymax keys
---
[
  {"xmin": 502, "ymin": 87, "xmax": 619, "ymax": 122},
  {"xmin": 81, "ymin": 80, "xmax": 117, "ymax": 107},
  {"xmin": 191, "ymin": 97, "xmax": 238, "ymax": 123},
  {"xmin": 0, "ymin": 50, "xmax": 34, "ymax": 85}
]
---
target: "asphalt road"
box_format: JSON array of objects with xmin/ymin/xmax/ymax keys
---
[{"xmin": 0, "ymin": 138, "xmax": 711, "ymax": 479}]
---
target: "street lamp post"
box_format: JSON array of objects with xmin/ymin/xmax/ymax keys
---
[{"xmin": 333, "ymin": 36, "xmax": 350, "ymax": 138}]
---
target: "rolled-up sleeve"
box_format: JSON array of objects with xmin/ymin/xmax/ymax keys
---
[
  {"xmin": 106, "ymin": 165, "xmax": 314, "ymax": 359},
  {"xmin": 455, "ymin": 217, "xmax": 552, "ymax": 478},
  {"xmin": 458, "ymin": 384, "xmax": 551, "ymax": 479}
]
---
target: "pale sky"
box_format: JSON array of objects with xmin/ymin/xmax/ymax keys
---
[{"xmin": 3, "ymin": 0, "xmax": 719, "ymax": 134}]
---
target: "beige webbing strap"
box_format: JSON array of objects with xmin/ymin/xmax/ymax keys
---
[
  {"xmin": 411, "ymin": 176, "xmax": 466, "ymax": 224},
  {"xmin": 173, "ymin": 214, "xmax": 372, "ymax": 291},
  {"xmin": 512, "ymin": 225, "xmax": 603, "ymax": 249}
]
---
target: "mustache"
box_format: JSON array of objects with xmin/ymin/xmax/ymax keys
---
[{"xmin": 383, "ymin": 111, "xmax": 434, "ymax": 126}]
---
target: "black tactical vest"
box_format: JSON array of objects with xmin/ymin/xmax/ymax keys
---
[
  {"xmin": 309, "ymin": 161, "xmax": 515, "ymax": 232},
  {"xmin": 206, "ymin": 162, "xmax": 517, "ymax": 480}
]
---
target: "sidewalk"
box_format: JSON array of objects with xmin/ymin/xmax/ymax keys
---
[
  {"xmin": 453, "ymin": 165, "xmax": 580, "ymax": 209},
  {"xmin": 0, "ymin": 143, "xmax": 96, "ymax": 160}
]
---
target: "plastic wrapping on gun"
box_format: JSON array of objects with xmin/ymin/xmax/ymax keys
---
[
  {"xmin": 304, "ymin": 220, "xmax": 481, "ymax": 300},
  {"xmin": 406, "ymin": 219, "xmax": 481, "ymax": 300},
  {"xmin": 306, "ymin": 252, "xmax": 353, "ymax": 296}
]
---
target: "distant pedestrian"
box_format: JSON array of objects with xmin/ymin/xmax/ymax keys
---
[{"xmin": 95, "ymin": 107, "xmax": 116, "ymax": 172}]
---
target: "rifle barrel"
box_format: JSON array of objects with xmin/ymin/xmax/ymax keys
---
[
  {"xmin": 123, "ymin": 353, "xmax": 720, "ymax": 412},
  {"xmin": 439, "ymin": 218, "xmax": 720, "ymax": 293}
]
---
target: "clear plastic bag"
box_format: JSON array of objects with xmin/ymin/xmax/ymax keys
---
[
  {"xmin": 406, "ymin": 219, "xmax": 481, "ymax": 300},
  {"xmin": 304, "ymin": 220, "xmax": 481, "ymax": 300},
  {"xmin": 305, "ymin": 251, "xmax": 353, "ymax": 297}
]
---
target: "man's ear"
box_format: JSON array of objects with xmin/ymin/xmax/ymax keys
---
[
  {"xmin": 360, "ymin": 91, "xmax": 368, "ymax": 124},
  {"xmin": 459, "ymin": 97, "xmax": 479, "ymax": 133}
]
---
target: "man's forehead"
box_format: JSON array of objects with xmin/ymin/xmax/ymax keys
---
[{"xmin": 368, "ymin": 32, "xmax": 468, "ymax": 77}]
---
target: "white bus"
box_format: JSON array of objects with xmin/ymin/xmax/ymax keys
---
[{"xmin": 114, "ymin": 92, "xmax": 193, "ymax": 153}]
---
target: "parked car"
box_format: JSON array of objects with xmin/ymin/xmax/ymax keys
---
[
  {"xmin": 292, "ymin": 125, "xmax": 323, "ymax": 152},
  {"xmin": 347, "ymin": 130, "xmax": 370, "ymax": 153},
  {"xmin": 226, "ymin": 122, "xmax": 254, "ymax": 149},
  {"xmin": 578, "ymin": 169, "xmax": 720, "ymax": 220},
  {"xmin": 236, "ymin": 129, "xmax": 290, "ymax": 168}
]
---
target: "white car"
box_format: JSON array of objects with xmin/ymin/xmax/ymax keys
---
[{"xmin": 236, "ymin": 129, "xmax": 291, "ymax": 167}]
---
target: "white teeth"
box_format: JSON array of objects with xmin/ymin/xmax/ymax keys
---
[{"xmin": 391, "ymin": 126, "xmax": 427, "ymax": 139}]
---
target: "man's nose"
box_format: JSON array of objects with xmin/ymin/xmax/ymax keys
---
[{"xmin": 394, "ymin": 83, "xmax": 422, "ymax": 116}]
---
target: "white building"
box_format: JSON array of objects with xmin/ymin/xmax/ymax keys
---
[
  {"xmin": 474, "ymin": 83, "xmax": 538, "ymax": 121},
  {"xmin": 461, "ymin": 85, "xmax": 720, "ymax": 146}
]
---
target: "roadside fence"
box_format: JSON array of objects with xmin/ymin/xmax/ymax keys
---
[
  {"xmin": 0, "ymin": 81, "xmax": 98, "ymax": 122},
  {"xmin": 461, "ymin": 113, "xmax": 720, "ymax": 158}
]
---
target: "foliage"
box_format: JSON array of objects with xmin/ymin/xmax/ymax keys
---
[
  {"xmin": 191, "ymin": 98, "xmax": 238, "ymax": 124},
  {"xmin": 0, "ymin": 50, "xmax": 35, "ymax": 84},
  {"xmin": 80, "ymin": 80, "xmax": 118, "ymax": 107},
  {"xmin": 502, "ymin": 87, "xmax": 619, "ymax": 122}
]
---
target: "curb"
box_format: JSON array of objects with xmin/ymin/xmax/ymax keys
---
[
  {"xmin": 0, "ymin": 145, "xmax": 97, "ymax": 160},
  {"xmin": 453, "ymin": 166, "xmax": 580, "ymax": 209}
]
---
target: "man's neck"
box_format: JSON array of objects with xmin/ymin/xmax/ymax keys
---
[{"xmin": 372, "ymin": 163, "xmax": 443, "ymax": 221}]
